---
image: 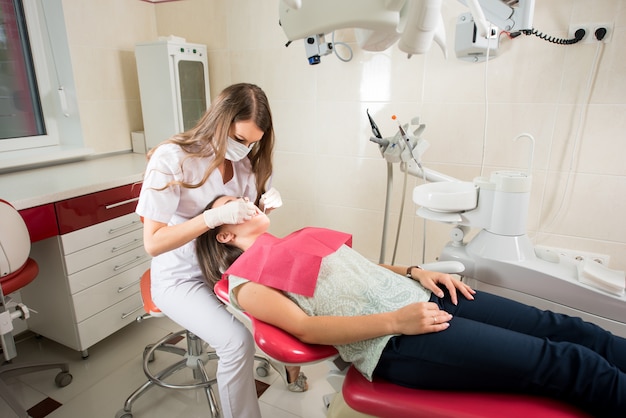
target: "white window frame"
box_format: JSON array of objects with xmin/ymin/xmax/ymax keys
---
[{"xmin": 0, "ymin": 0, "xmax": 90, "ymax": 172}]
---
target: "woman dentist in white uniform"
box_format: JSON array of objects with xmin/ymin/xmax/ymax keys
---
[{"xmin": 136, "ymin": 83, "xmax": 282, "ymax": 418}]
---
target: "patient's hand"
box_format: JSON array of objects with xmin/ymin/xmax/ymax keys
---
[
  {"xmin": 392, "ymin": 301, "xmax": 452, "ymax": 335},
  {"xmin": 414, "ymin": 270, "xmax": 476, "ymax": 305}
]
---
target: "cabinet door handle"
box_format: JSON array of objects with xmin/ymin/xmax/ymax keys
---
[
  {"xmin": 106, "ymin": 197, "xmax": 140, "ymax": 210},
  {"xmin": 118, "ymin": 279, "xmax": 141, "ymax": 293},
  {"xmin": 108, "ymin": 220, "xmax": 141, "ymax": 235},
  {"xmin": 121, "ymin": 305, "xmax": 143, "ymax": 319},
  {"xmin": 113, "ymin": 255, "xmax": 147, "ymax": 271},
  {"xmin": 111, "ymin": 239, "xmax": 141, "ymax": 253}
]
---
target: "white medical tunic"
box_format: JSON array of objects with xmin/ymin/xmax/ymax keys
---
[{"xmin": 136, "ymin": 143, "xmax": 257, "ymax": 290}]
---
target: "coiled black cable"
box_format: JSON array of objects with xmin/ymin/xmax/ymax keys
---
[{"xmin": 520, "ymin": 28, "xmax": 586, "ymax": 45}]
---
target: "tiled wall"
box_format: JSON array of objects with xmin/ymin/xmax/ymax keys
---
[{"xmin": 63, "ymin": 0, "xmax": 626, "ymax": 271}]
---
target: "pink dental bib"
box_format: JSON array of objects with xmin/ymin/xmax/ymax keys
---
[{"xmin": 224, "ymin": 227, "xmax": 352, "ymax": 297}]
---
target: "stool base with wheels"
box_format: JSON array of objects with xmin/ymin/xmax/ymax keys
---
[
  {"xmin": 116, "ymin": 270, "xmax": 223, "ymax": 418},
  {"xmin": 0, "ymin": 355, "xmax": 73, "ymax": 418}
]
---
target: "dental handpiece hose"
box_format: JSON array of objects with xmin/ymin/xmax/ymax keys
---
[{"xmin": 367, "ymin": 109, "xmax": 389, "ymax": 149}]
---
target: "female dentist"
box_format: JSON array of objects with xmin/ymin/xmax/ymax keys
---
[{"xmin": 135, "ymin": 83, "xmax": 282, "ymax": 418}]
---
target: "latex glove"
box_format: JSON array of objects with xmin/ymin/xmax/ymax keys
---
[
  {"xmin": 260, "ymin": 187, "xmax": 283, "ymax": 211},
  {"xmin": 203, "ymin": 199, "xmax": 256, "ymax": 229}
]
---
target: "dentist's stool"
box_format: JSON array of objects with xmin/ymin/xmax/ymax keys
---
[
  {"xmin": 0, "ymin": 199, "xmax": 73, "ymax": 418},
  {"xmin": 214, "ymin": 277, "xmax": 591, "ymax": 418},
  {"xmin": 116, "ymin": 269, "xmax": 221, "ymax": 418}
]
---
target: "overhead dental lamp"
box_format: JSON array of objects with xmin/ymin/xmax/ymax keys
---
[{"xmin": 278, "ymin": 0, "xmax": 535, "ymax": 64}]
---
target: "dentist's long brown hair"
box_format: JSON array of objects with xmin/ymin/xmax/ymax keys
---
[{"xmin": 147, "ymin": 83, "xmax": 275, "ymax": 205}]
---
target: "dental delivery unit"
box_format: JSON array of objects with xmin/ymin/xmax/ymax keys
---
[{"xmin": 367, "ymin": 112, "xmax": 626, "ymax": 338}]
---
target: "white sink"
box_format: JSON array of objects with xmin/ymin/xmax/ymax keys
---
[{"xmin": 413, "ymin": 181, "xmax": 478, "ymax": 212}]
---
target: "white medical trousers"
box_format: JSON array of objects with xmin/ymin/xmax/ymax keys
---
[{"xmin": 153, "ymin": 278, "xmax": 262, "ymax": 418}]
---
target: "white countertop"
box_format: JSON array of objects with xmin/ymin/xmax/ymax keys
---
[{"xmin": 0, "ymin": 153, "xmax": 148, "ymax": 210}]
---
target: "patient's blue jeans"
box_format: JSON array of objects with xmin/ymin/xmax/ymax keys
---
[{"xmin": 373, "ymin": 289, "xmax": 626, "ymax": 417}]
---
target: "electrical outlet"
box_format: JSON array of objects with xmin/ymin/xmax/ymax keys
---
[
  {"xmin": 536, "ymin": 245, "xmax": 610, "ymax": 265},
  {"xmin": 569, "ymin": 22, "xmax": 614, "ymax": 44}
]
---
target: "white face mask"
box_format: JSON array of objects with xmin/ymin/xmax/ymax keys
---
[{"xmin": 225, "ymin": 136, "xmax": 252, "ymax": 161}]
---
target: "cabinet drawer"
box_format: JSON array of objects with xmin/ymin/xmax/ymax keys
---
[
  {"xmin": 76, "ymin": 292, "xmax": 143, "ymax": 350},
  {"xmin": 72, "ymin": 261, "xmax": 148, "ymax": 322},
  {"xmin": 56, "ymin": 183, "xmax": 142, "ymax": 234},
  {"xmin": 64, "ymin": 227, "xmax": 144, "ymax": 275},
  {"xmin": 61, "ymin": 212, "xmax": 142, "ymax": 255},
  {"xmin": 68, "ymin": 247, "xmax": 150, "ymax": 294},
  {"xmin": 19, "ymin": 204, "xmax": 59, "ymax": 243}
]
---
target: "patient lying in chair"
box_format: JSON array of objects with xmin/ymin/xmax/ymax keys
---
[{"xmin": 197, "ymin": 195, "xmax": 626, "ymax": 418}]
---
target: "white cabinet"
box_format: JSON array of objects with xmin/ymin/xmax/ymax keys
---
[
  {"xmin": 21, "ymin": 185, "xmax": 150, "ymax": 357},
  {"xmin": 135, "ymin": 37, "xmax": 210, "ymax": 150}
]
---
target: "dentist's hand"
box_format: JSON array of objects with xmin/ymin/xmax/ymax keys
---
[
  {"xmin": 260, "ymin": 187, "xmax": 282, "ymax": 212},
  {"xmin": 203, "ymin": 199, "xmax": 256, "ymax": 229}
]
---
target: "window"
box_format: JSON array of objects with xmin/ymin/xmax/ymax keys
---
[{"xmin": 0, "ymin": 0, "xmax": 88, "ymax": 172}]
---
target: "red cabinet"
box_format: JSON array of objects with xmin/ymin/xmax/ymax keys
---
[
  {"xmin": 19, "ymin": 204, "xmax": 58, "ymax": 243},
  {"xmin": 55, "ymin": 183, "xmax": 142, "ymax": 234}
]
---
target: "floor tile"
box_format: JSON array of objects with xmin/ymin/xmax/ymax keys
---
[{"xmin": 1, "ymin": 317, "xmax": 337, "ymax": 418}]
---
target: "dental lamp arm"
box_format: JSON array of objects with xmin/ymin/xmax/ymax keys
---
[
  {"xmin": 281, "ymin": 0, "xmax": 302, "ymax": 9},
  {"xmin": 278, "ymin": 0, "xmax": 447, "ymax": 60},
  {"xmin": 465, "ymin": 0, "xmax": 492, "ymax": 38},
  {"xmin": 457, "ymin": 0, "xmax": 535, "ymax": 33},
  {"xmin": 397, "ymin": 0, "xmax": 447, "ymax": 58}
]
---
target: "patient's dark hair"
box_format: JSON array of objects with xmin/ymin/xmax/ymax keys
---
[{"xmin": 196, "ymin": 196, "xmax": 244, "ymax": 286}]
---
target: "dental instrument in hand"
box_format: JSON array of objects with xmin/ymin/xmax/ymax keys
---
[{"xmin": 261, "ymin": 175, "xmax": 282, "ymax": 213}]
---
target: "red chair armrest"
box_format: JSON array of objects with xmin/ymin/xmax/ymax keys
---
[{"xmin": 214, "ymin": 278, "xmax": 337, "ymax": 364}]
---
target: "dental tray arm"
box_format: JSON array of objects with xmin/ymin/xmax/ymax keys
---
[
  {"xmin": 421, "ymin": 260, "xmax": 465, "ymax": 274},
  {"xmin": 402, "ymin": 160, "xmax": 461, "ymax": 183}
]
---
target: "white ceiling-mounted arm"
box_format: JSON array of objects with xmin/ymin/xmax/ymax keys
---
[
  {"xmin": 278, "ymin": 0, "xmax": 447, "ymax": 64},
  {"xmin": 458, "ymin": 0, "xmax": 535, "ymax": 33},
  {"xmin": 465, "ymin": 0, "xmax": 492, "ymax": 37},
  {"xmin": 281, "ymin": 0, "xmax": 302, "ymax": 10},
  {"xmin": 279, "ymin": 0, "xmax": 400, "ymax": 43},
  {"xmin": 397, "ymin": 0, "xmax": 447, "ymax": 58}
]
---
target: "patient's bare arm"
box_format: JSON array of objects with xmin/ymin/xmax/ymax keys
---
[{"xmin": 235, "ymin": 281, "xmax": 452, "ymax": 345}]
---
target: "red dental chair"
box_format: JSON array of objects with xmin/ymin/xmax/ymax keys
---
[
  {"xmin": 213, "ymin": 277, "xmax": 591, "ymax": 418},
  {"xmin": 0, "ymin": 199, "xmax": 72, "ymax": 418}
]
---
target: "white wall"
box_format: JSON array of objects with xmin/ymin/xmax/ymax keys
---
[{"xmin": 62, "ymin": 0, "xmax": 626, "ymax": 271}]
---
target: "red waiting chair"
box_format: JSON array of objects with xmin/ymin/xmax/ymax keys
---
[
  {"xmin": 214, "ymin": 277, "xmax": 591, "ymax": 418},
  {"xmin": 0, "ymin": 199, "xmax": 72, "ymax": 418}
]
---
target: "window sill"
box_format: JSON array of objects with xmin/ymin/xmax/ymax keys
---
[{"xmin": 0, "ymin": 146, "xmax": 94, "ymax": 174}]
